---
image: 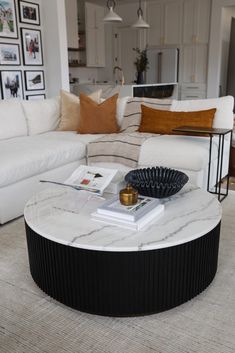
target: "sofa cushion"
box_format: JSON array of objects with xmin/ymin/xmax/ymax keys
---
[
  {"xmin": 78, "ymin": 93, "xmax": 119, "ymax": 134},
  {"xmin": 139, "ymin": 105, "xmax": 216, "ymax": 134},
  {"xmin": 171, "ymin": 95, "xmax": 234, "ymax": 129},
  {"xmin": 22, "ymin": 97, "xmax": 61, "ymax": 135},
  {"xmin": 120, "ymin": 97, "xmax": 173, "ymax": 132},
  {"xmin": 138, "ymin": 134, "xmax": 218, "ymax": 172},
  {"xmin": 0, "ymin": 131, "xmax": 103, "ymax": 188},
  {"xmin": 0, "ymin": 100, "xmax": 27, "ymax": 140},
  {"xmin": 57, "ymin": 89, "xmax": 102, "ymax": 131}
]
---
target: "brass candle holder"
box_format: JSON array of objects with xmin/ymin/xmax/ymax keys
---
[{"xmin": 119, "ymin": 184, "xmax": 138, "ymax": 206}]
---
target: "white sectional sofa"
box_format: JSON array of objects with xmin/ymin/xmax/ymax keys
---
[{"xmin": 0, "ymin": 95, "xmax": 233, "ymax": 224}]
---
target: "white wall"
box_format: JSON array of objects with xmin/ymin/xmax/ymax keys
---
[
  {"xmin": 208, "ymin": 0, "xmax": 235, "ymax": 98},
  {"xmin": 41, "ymin": 0, "xmax": 69, "ymax": 97}
]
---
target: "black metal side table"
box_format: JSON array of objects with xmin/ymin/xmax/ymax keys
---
[{"xmin": 173, "ymin": 126, "xmax": 233, "ymax": 201}]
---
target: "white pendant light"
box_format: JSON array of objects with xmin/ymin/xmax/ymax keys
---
[
  {"xmin": 132, "ymin": 0, "xmax": 150, "ymax": 29},
  {"xmin": 103, "ymin": 0, "xmax": 122, "ymax": 23}
]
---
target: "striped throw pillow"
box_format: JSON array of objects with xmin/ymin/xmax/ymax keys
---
[{"xmin": 120, "ymin": 97, "xmax": 173, "ymax": 132}]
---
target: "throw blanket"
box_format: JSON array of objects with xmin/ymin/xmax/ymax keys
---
[{"xmin": 87, "ymin": 132, "xmax": 155, "ymax": 168}]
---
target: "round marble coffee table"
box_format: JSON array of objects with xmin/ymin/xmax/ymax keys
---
[{"xmin": 24, "ymin": 184, "xmax": 221, "ymax": 316}]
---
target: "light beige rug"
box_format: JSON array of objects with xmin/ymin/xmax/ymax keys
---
[{"xmin": 0, "ymin": 192, "xmax": 235, "ymax": 353}]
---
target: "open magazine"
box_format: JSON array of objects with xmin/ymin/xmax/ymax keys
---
[{"xmin": 40, "ymin": 165, "xmax": 117, "ymax": 195}]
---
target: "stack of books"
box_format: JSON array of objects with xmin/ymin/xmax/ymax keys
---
[{"xmin": 92, "ymin": 195, "xmax": 164, "ymax": 231}]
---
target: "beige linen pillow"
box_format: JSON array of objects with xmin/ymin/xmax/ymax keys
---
[{"xmin": 57, "ymin": 89, "xmax": 102, "ymax": 131}]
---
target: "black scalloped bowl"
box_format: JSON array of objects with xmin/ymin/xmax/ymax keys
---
[{"xmin": 125, "ymin": 167, "xmax": 189, "ymax": 198}]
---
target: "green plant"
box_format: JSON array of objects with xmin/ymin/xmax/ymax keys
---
[{"xmin": 133, "ymin": 46, "xmax": 149, "ymax": 72}]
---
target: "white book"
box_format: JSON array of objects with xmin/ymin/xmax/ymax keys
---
[
  {"xmin": 92, "ymin": 203, "xmax": 164, "ymax": 231},
  {"xmin": 97, "ymin": 195, "xmax": 161, "ymax": 222}
]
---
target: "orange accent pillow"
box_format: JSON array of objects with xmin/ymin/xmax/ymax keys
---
[
  {"xmin": 78, "ymin": 93, "xmax": 119, "ymax": 134},
  {"xmin": 139, "ymin": 105, "xmax": 216, "ymax": 134}
]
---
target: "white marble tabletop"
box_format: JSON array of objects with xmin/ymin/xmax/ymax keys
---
[{"xmin": 24, "ymin": 184, "xmax": 221, "ymax": 252}]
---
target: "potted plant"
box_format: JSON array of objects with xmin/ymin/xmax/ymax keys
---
[{"xmin": 133, "ymin": 46, "xmax": 149, "ymax": 84}]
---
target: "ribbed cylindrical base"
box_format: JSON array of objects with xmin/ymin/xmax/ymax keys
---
[{"xmin": 25, "ymin": 222, "xmax": 221, "ymax": 316}]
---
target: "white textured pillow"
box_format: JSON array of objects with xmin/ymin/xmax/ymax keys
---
[
  {"xmin": 0, "ymin": 100, "xmax": 27, "ymax": 140},
  {"xmin": 22, "ymin": 96, "xmax": 61, "ymax": 135},
  {"xmin": 171, "ymin": 95, "xmax": 234, "ymax": 129}
]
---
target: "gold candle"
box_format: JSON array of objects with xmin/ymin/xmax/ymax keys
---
[{"xmin": 119, "ymin": 184, "xmax": 138, "ymax": 206}]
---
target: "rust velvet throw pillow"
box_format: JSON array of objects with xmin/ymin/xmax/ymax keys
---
[
  {"xmin": 139, "ymin": 105, "xmax": 216, "ymax": 134},
  {"xmin": 78, "ymin": 93, "xmax": 119, "ymax": 134}
]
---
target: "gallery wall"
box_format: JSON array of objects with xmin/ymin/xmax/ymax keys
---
[{"xmin": 0, "ymin": 0, "xmax": 47, "ymax": 100}]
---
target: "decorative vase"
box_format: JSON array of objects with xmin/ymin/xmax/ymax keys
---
[{"xmin": 136, "ymin": 71, "xmax": 144, "ymax": 84}]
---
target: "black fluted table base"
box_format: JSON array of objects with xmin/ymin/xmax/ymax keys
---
[{"xmin": 25, "ymin": 221, "xmax": 221, "ymax": 317}]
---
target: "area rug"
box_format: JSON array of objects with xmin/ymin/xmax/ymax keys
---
[{"xmin": 0, "ymin": 193, "xmax": 235, "ymax": 353}]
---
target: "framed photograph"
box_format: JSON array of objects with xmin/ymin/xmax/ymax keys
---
[
  {"xmin": 0, "ymin": 0, "xmax": 18, "ymax": 38},
  {"xmin": 25, "ymin": 70, "xmax": 44, "ymax": 90},
  {"xmin": 0, "ymin": 70, "xmax": 24, "ymax": 99},
  {"xmin": 26, "ymin": 94, "xmax": 45, "ymax": 100},
  {"xmin": 19, "ymin": 0, "xmax": 40, "ymax": 25},
  {"xmin": 21, "ymin": 28, "xmax": 43, "ymax": 66},
  {"xmin": 0, "ymin": 43, "xmax": 20, "ymax": 65}
]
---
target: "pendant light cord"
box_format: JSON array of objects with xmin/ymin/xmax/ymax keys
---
[
  {"xmin": 137, "ymin": 0, "xmax": 143, "ymax": 17},
  {"xmin": 107, "ymin": 0, "xmax": 116, "ymax": 10}
]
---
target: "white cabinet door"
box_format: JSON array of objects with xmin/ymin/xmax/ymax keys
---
[
  {"xmin": 181, "ymin": 45, "xmax": 208, "ymax": 83},
  {"xmin": 114, "ymin": 27, "xmax": 139, "ymax": 84},
  {"xmin": 147, "ymin": 1, "xmax": 163, "ymax": 46},
  {"xmin": 85, "ymin": 2, "xmax": 105, "ymax": 67},
  {"xmin": 147, "ymin": 0, "xmax": 181, "ymax": 46},
  {"xmin": 65, "ymin": 0, "xmax": 78, "ymax": 49},
  {"xmin": 183, "ymin": 0, "xmax": 211, "ymax": 45},
  {"xmin": 163, "ymin": 0, "xmax": 182, "ymax": 45}
]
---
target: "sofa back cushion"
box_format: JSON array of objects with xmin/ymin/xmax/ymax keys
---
[
  {"xmin": 120, "ymin": 97, "xmax": 173, "ymax": 132},
  {"xmin": 0, "ymin": 100, "xmax": 27, "ymax": 140},
  {"xmin": 139, "ymin": 105, "xmax": 216, "ymax": 134},
  {"xmin": 22, "ymin": 97, "xmax": 61, "ymax": 135},
  {"xmin": 78, "ymin": 93, "xmax": 119, "ymax": 134},
  {"xmin": 171, "ymin": 95, "xmax": 234, "ymax": 129},
  {"xmin": 57, "ymin": 89, "xmax": 102, "ymax": 131}
]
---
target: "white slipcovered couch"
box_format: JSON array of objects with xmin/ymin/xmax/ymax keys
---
[{"xmin": 0, "ymin": 95, "xmax": 233, "ymax": 224}]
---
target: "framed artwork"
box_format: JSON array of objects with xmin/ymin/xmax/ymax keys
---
[
  {"xmin": 0, "ymin": 0, "xmax": 18, "ymax": 38},
  {"xmin": 25, "ymin": 70, "xmax": 44, "ymax": 90},
  {"xmin": 19, "ymin": 0, "xmax": 40, "ymax": 25},
  {"xmin": 21, "ymin": 28, "xmax": 43, "ymax": 66},
  {"xmin": 0, "ymin": 43, "xmax": 20, "ymax": 65},
  {"xmin": 26, "ymin": 94, "xmax": 45, "ymax": 100},
  {"xmin": 0, "ymin": 70, "xmax": 24, "ymax": 99}
]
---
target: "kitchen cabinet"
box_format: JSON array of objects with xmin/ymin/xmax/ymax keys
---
[
  {"xmin": 180, "ymin": 45, "xmax": 208, "ymax": 99},
  {"xmin": 181, "ymin": 45, "xmax": 208, "ymax": 83},
  {"xmin": 182, "ymin": 0, "xmax": 211, "ymax": 45},
  {"xmin": 65, "ymin": 0, "xmax": 78, "ymax": 49},
  {"xmin": 147, "ymin": 0, "xmax": 182, "ymax": 46},
  {"xmin": 85, "ymin": 2, "xmax": 105, "ymax": 67}
]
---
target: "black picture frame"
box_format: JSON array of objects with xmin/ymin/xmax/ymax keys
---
[
  {"xmin": 0, "ymin": 43, "xmax": 21, "ymax": 66},
  {"xmin": 0, "ymin": 70, "xmax": 24, "ymax": 99},
  {"xmin": 26, "ymin": 94, "xmax": 46, "ymax": 100},
  {"xmin": 19, "ymin": 0, "xmax": 40, "ymax": 26},
  {"xmin": 0, "ymin": 0, "xmax": 18, "ymax": 39},
  {"xmin": 21, "ymin": 28, "xmax": 43, "ymax": 66},
  {"xmin": 24, "ymin": 70, "xmax": 45, "ymax": 91}
]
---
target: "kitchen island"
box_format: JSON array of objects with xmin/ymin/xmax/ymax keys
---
[{"xmin": 71, "ymin": 82, "xmax": 178, "ymax": 99}]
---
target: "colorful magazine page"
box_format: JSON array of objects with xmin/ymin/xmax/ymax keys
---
[
  {"xmin": 40, "ymin": 165, "xmax": 117, "ymax": 194},
  {"xmin": 65, "ymin": 165, "xmax": 117, "ymax": 194}
]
